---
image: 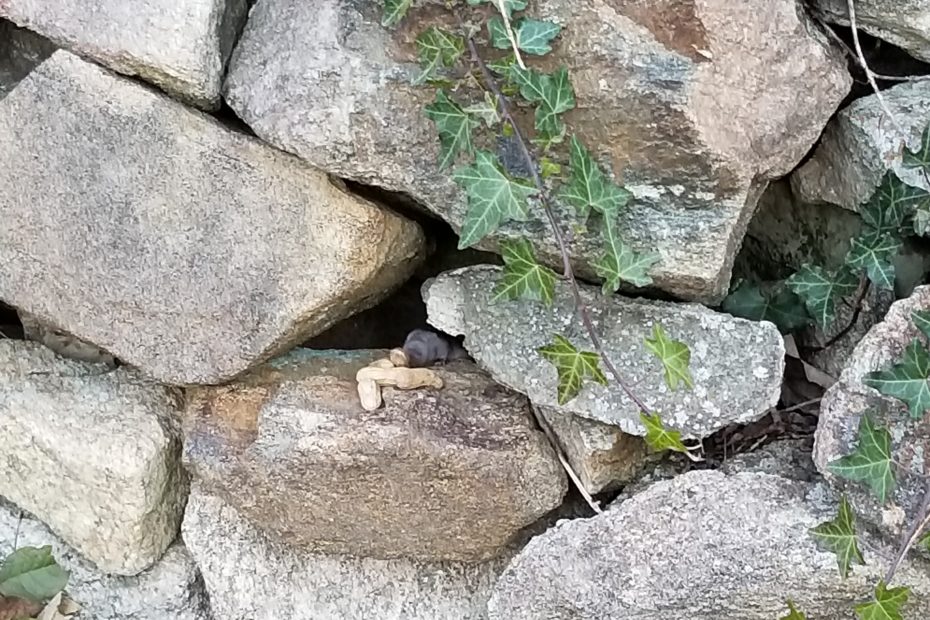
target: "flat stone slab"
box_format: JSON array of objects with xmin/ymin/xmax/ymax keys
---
[
  {"xmin": 0, "ymin": 499, "xmax": 211, "ymax": 620},
  {"xmin": 814, "ymin": 0, "xmax": 930, "ymax": 63},
  {"xmin": 488, "ymin": 471, "xmax": 930, "ymax": 619},
  {"xmin": 0, "ymin": 50, "xmax": 424, "ymax": 385},
  {"xmin": 0, "ymin": 340, "xmax": 187, "ymax": 576},
  {"xmin": 182, "ymin": 486, "xmax": 510, "ymax": 620},
  {"xmin": 0, "ymin": 19, "xmax": 56, "ymax": 99},
  {"xmin": 424, "ymin": 266, "xmax": 785, "ymax": 438},
  {"xmin": 814, "ymin": 285, "xmax": 930, "ymax": 540},
  {"xmin": 183, "ymin": 349, "xmax": 566, "ymax": 563},
  {"xmin": 223, "ymin": 0, "xmax": 849, "ymax": 303},
  {"xmin": 0, "ymin": 0, "xmax": 247, "ymax": 108}
]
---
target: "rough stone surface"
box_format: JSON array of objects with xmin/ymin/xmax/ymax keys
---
[
  {"xmin": 0, "ymin": 51, "xmax": 424, "ymax": 385},
  {"xmin": 0, "ymin": 19, "xmax": 55, "ymax": 98},
  {"xmin": 19, "ymin": 310, "xmax": 118, "ymax": 366},
  {"xmin": 814, "ymin": 285, "xmax": 930, "ymax": 540},
  {"xmin": 424, "ymin": 266, "xmax": 785, "ymax": 438},
  {"xmin": 0, "ymin": 499, "xmax": 211, "ymax": 620},
  {"xmin": 814, "ymin": 0, "xmax": 930, "ymax": 63},
  {"xmin": 0, "ymin": 340, "xmax": 187, "ymax": 576},
  {"xmin": 719, "ymin": 438, "xmax": 818, "ymax": 482},
  {"xmin": 487, "ymin": 470, "xmax": 930, "ymax": 619},
  {"xmin": 183, "ymin": 348, "xmax": 566, "ymax": 563},
  {"xmin": 0, "ymin": 0, "xmax": 247, "ymax": 108},
  {"xmin": 183, "ymin": 486, "xmax": 509, "ymax": 620},
  {"xmin": 539, "ymin": 406, "xmax": 647, "ymax": 494},
  {"xmin": 792, "ymin": 80, "xmax": 930, "ymax": 212},
  {"xmin": 224, "ymin": 0, "xmax": 850, "ymax": 303}
]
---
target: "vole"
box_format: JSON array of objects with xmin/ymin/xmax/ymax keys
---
[{"xmin": 402, "ymin": 329, "xmax": 470, "ymax": 368}]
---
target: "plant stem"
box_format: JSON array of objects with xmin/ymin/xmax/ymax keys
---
[
  {"xmin": 885, "ymin": 481, "xmax": 930, "ymax": 584},
  {"xmin": 460, "ymin": 30, "xmax": 654, "ymax": 417}
]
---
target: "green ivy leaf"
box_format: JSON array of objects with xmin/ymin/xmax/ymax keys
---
[
  {"xmin": 425, "ymin": 90, "xmax": 479, "ymax": 170},
  {"xmin": 644, "ymin": 324, "xmax": 693, "ymax": 391},
  {"xmin": 828, "ymin": 414, "xmax": 895, "ymax": 503},
  {"xmin": 467, "ymin": 0, "xmax": 527, "ymax": 18},
  {"xmin": 493, "ymin": 237, "xmax": 557, "ymax": 305},
  {"xmin": 855, "ymin": 581, "xmax": 910, "ymax": 620},
  {"xmin": 903, "ymin": 124, "xmax": 930, "ymax": 174},
  {"xmin": 860, "ymin": 170, "xmax": 930, "ymax": 235},
  {"xmin": 844, "ymin": 229, "xmax": 902, "ymax": 290},
  {"xmin": 511, "ymin": 65, "xmax": 575, "ymax": 137},
  {"xmin": 489, "ymin": 17, "xmax": 561, "ymax": 55},
  {"xmin": 593, "ymin": 216, "xmax": 658, "ymax": 292},
  {"xmin": 539, "ymin": 157, "xmax": 561, "ymax": 179},
  {"xmin": 559, "ymin": 135, "xmax": 631, "ymax": 218},
  {"xmin": 381, "ymin": 0, "xmax": 412, "ymax": 28},
  {"xmin": 454, "ymin": 150, "xmax": 535, "ymax": 249},
  {"xmin": 720, "ymin": 281, "xmax": 811, "ymax": 333},
  {"xmin": 538, "ymin": 334, "xmax": 608, "ymax": 405},
  {"xmin": 463, "ymin": 92, "xmax": 500, "ymax": 127},
  {"xmin": 0, "ymin": 545, "xmax": 69, "ymax": 602},
  {"xmin": 912, "ymin": 309, "xmax": 930, "ymax": 341},
  {"xmin": 780, "ymin": 601, "xmax": 808, "ymax": 620},
  {"xmin": 786, "ymin": 265, "xmax": 858, "ymax": 331},
  {"xmin": 640, "ymin": 412, "xmax": 688, "ymax": 453},
  {"xmin": 863, "ymin": 338, "xmax": 930, "ymax": 418},
  {"xmin": 487, "ymin": 53, "xmax": 517, "ymax": 78},
  {"xmin": 413, "ymin": 27, "xmax": 464, "ymax": 85},
  {"xmin": 809, "ymin": 495, "xmax": 864, "ymax": 579}
]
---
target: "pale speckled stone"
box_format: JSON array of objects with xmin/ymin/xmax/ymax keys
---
[
  {"xmin": 182, "ymin": 486, "xmax": 508, "ymax": 620},
  {"xmin": 223, "ymin": 0, "xmax": 849, "ymax": 303},
  {"xmin": 0, "ymin": 19, "xmax": 55, "ymax": 98},
  {"xmin": 0, "ymin": 51, "xmax": 424, "ymax": 385},
  {"xmin": 424, "ymin": 265, "xmax": 785, "ymax": 438},
  {"xmin": 0, "ymin": 340, "xmax": 187, "ymax": 576},
  {"xmin": 0, "ymin": 499, "xmax": 211, "ymax": 620},
  {"xmin": 814, "ymin": 285, "xmax": 930, "ymax": 541},
  {"xmin": 792, "ymin": 80, "xmax": 930, "ymax": 212},
  {"xmin": 488, "ymin": 471, "xmax": 930, "ymax": 620},
  {"xmin": 813, "ymin": 0, "xmax": 930, "ymax": 63},
  {"xmin": 0, "ymin": 0, "xmax": 248, "ymax": 108}
]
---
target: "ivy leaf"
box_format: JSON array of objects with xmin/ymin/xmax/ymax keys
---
[
  {"xmin": 467, "ymin": 0, "xmax": 527, "ymax": 18},
  {"xmin": 855, "ymin": 581, "xmax": 910, "ymax": 620},
  {"xmin": 464, "ymin": 92, "xmax": 500, "ymax": 127},
  {"xmin": 538, "ymin": 334, "xmax": 608, "ymax": 405},
  {"xmin": 786, "ymin": 265, "xmax": 858, "ymax": 331},
  {"xmin": 489, "ymin": 18, "xmax": 562, "ymax": 55},
  {"xmin": 413, "ymin": 27, "xmax": 464, "ymax": 86},
  {"xmin": 809, "ymin": 495, "xmax": 864, "ymax": 578},
  {"xmin": 381, "ymin": 0, "xmax": 411, "ymax": 28},
  {"xmin": 720, "ymin": 281, "xmax": 811, "ymax": 333},
  {"xmin": 559, "ymin": 135, "xmax": 631, "ymax": 218},
  {"xmin": 844, "ymin": 229, "xmax": 902, "ymax": 290},
  {"xmin": 828, "ymin": 414, "xmax": 895, "ymax": 503},
  {"xmin": 780, "ymin": 601, "xmax": 808, "ymax": 620},
  {"xmin": 511, "ymin": 65, "xmax": 575, "ymax": 137},
  {"xmin": 493, "ymin": 237, "xmax": 557, "ymax": 305},
  {"xmin": 454, "ymin": 150, "xmax": 535, "ymax": 248},
  {"xmin": 593, "ymin": 216, "xmax": 658, "ymax": 292},
  {"xmin": 640, "ymin": 412, "xmax": 688, "ymax": 453},
  {"xmin": 860, "ymin": 170, "xmax": 930, "ymax": 235},
  {"xmin": 912, "ymin": 309, "xmax": 930, "ymax": 341},
  {"xmin": 0, "ymin": 546, "xmax": 69, "ymax": 602},
  {"xmin": 644, "ymin": 324, "xmax": 693, "ymax": 391},
  {"xmin": 863, "ymin": 338, "xmax": 930, "ymax": 418},
  {"xmin": 425, "ymin": 90, "xmax": 479, "ymax": 170},
  {"xmin": 487, "ymin": 53, "xmax": 517, "ymax": 78},
  {"xmin": 903, "ymin": 123, "xmax": 930, "ymax": 174}
]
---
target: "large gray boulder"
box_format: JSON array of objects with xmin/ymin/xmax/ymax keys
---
[
  {"xmin": 0, "ymin": 340, "xmax": 187, "ymax": 576},
  {"xmin": 488, "ymin": 470, "xmax": 930, "ymax": 619},
  {"xmin": 0, "ymin": 499, "xmax": 211, "ymax": 620},
  {"xmin": 813, "ymin": 0, "xmax": 930, "ymax": 64},
  {"xmin": 182, "ymin": 486, "xmax": 509, "ymax": 620},
  {"xmin": 0, "ymin": 0, "xmax": 247, "ymax": 108},
  {"xmin": 183, "ymin": 349, "xmax": 566, "ymax": 563},
  {"xmin": 223, "ymin": 0, "xmax": 850, "ymax": 303},
  {"xmin": 0, "ymin": 51, "xmax": 424, "ymax": 385},
  {"xmin": 424, "ymin": 266, "xmax": 785, "ymax": 438},
  {"xmin": 0, "ymin": 19, "xmax": 55, "ymax": 98},
  {"xmin": 792, "ymin": 80, "xmax": 930, "ymax": 212},
  {"xmin": 814, "ymin": 285, "xmax": 930, "ymax": 541}
]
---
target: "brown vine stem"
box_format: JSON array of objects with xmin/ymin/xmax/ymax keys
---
[
  {"xmin": 885, "ymin": 482, "xmax": 930, "ymax": 584},
  {"xmin": 460, "ymin": 32, "xmax": 656, "ymax": 417}
]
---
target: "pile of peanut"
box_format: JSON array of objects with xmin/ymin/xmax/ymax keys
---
[{"xmin": 356, "ymin": 347, "xmax": 444, "ymax": 411}]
